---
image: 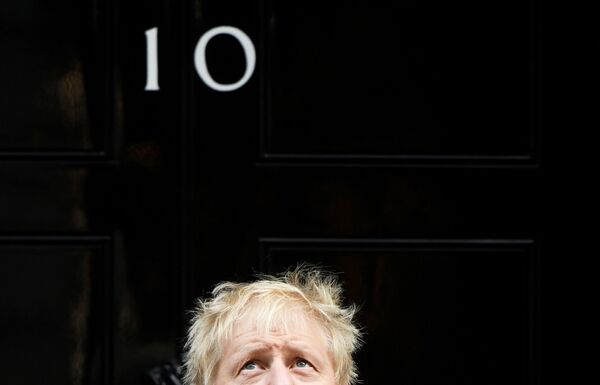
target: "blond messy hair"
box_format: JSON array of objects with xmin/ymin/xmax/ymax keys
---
[{"xmin": 183, "ymin": 266, "xmax": 362, "ymax": 385}]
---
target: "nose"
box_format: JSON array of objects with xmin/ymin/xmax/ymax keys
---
[{"xmin": 267, "ymin": 359, "xmax": 293, "ymax": 385}]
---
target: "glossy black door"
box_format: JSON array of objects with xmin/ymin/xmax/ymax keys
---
[
  {"xmin": 0, "ymin": 1, "xmax": 542, "ymax": 384},
  {"xmin": 1, "ymin": 1, "xmax": 181, "ymax": 384},
  {"xmin": 184, "ymin": 1, "xmax": 541, "ymax": 385}
]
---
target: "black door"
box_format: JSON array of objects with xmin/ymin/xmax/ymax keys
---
[{"xmin": 1, "ymin": 1, "xmax": 542, "ymax": 384}]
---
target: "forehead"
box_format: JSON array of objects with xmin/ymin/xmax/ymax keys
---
[
  {"xmin": 223, "ymin": 305, "xmax": 333, "ymax": 368},
  {"xmin": 213, "ymin": 298, "xmax": 337, "ymax": 385},
  {"xmin": 234, "ymin": 300, "xmax": 328, "ymax": 339}
]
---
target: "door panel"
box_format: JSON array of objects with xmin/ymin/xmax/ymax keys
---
[
  {"xmin": 263, "ymin": 0, "xmax": 537, "ymax": 162},
  {"xmin": 261, "ymin": 239, "xmax": 538, "ymax": 385},
  {"xmin": 0, "ymin": 239, "xmax": 109, "ymax": 385},
  {"xmin": 0, "ymin": 0, "xmax": 111, "ymax": 155}
]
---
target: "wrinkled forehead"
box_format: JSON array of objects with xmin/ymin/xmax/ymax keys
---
[{"xmin": 231, "ymin": 297, "xmax": 329, "ymax": 340}]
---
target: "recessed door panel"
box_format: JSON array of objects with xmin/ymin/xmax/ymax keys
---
[
  {"xmin": 261, "ymin": 239, "xmax": 538, "ymax": 385},
  {"xmin": 263, "ymin": 0, "xmax": 537, "ymax": 162}
]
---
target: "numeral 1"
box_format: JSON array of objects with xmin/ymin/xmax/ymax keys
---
[{"xmin": 145, "ymin": 27, "xmax": 159, "ymax": 91}]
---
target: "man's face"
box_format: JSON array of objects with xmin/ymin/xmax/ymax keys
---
[{"xmin": 214, "ymin": 309, "xmax": 337, "ymax": 385}]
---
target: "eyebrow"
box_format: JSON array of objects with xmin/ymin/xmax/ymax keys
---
[
  {"xmin": 233, "ymin": 342, "xmax": 271, "ymax": 356},
  {"xmin": 228, "ymin": 340, "xmax": 326, "ymax": 369}
]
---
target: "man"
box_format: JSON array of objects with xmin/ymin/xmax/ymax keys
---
[{"xmin": 183, "ymin": 266, "xmax": 362, "ymax": 385}]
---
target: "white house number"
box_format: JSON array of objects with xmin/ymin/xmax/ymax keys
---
[{"xmin": 144, "ymin": 26, "xmax": 256, "ymax": 92}]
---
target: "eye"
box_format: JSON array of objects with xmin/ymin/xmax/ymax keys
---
[
  {"xmin": 242, "ymin": 361, "xmax": 258, "ymax": 371},
  {"xmin": 294, "ymin": 359, "xmax": 312, "ymax": 369}
]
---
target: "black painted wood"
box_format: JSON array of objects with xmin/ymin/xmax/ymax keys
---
[
  {"xmin": 0, "ymin": 0, "xmax": 544, "ymax": 384},
  {"xmin": 0, "ymin": 237, "xmax": 111, "ymax": 385},
  {"xmin": 259, "ymin": 238, "xmax": 539, "ymax": 385},
  {"xmin": 260, "ymin": 0, "xmax": 541, "ymax": 165},
  {"xmin": 185, "ymin": 2, "xmax": 543, "ymax": 385},
  {"xmin": 0, "ymin": 0, "xmax": 113, "ymax": 156}
]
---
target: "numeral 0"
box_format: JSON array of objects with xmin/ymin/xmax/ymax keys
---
[{"xmin": 145, "ymin": 26, "xmax": 256, "ymax": 92}]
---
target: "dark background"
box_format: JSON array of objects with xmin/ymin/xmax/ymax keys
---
[{"xmin": 0, "ymin": 1, "xmax": 545, "ymax": 384}]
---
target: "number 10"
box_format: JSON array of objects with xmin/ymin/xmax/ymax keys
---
[{"xmin": 145, "ymin": 26, "xmax": 256, "ymax": 92}]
